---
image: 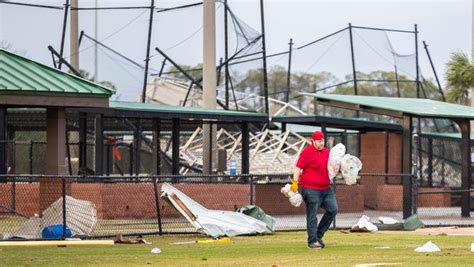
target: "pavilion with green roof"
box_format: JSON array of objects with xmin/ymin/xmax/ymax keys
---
[{"xmin": 275, "ymin": 93, "xmax": 473, "ymax": 218}]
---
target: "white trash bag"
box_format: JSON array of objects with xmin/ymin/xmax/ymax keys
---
[
  {"xmin": 281, "ymin": 184, "xmax": 303, "ymax": 207},
  {"xmin": 340, "ymin": 154, "xmax": 363, "ymax": 185},
  {"xmin": 414, "ymin": 241, "xmax": 441, "ymax": 252},
  {"xmin": 351, "ymin": 215, "xmax": 378, "ymax": 232},
  {"xmin": 328, "ymin": 143, "xmax": 346, "ymax": 179}
]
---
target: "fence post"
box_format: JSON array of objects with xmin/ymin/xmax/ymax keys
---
[
  {"xmin": 249, "ymin": 175, "xmax": 254, "ymax": 205},
  {"xmin": 152, "ymin": 176, "xmax": 162, "ymax": 235},
  {"xmin": 29, "ymin": 141, "xmax": 34, "ymax": 175},
  {"xmin": 62, "ymin": 176, "xmax": 67, "ymax": 239}
]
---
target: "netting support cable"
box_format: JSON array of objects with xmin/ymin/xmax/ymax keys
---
[
  {"xmin": 422, "ymin": 41, "xmax": 445, "ymax": 101},
  {"xmin": 351, "ymin": 25, "xmax": 415, "ymax": 34},
  {"xmin": 0, "ymin": 0, "xmax": 63, "ymax": 9},
  {"xmin": 72, "ymin": 6, "xmax": 150, "ymax": 11},
  {"xmin": 141, "ymin": 0, "xmax": 155, "ymax": 103},
  {"xmin": 155, "ymin": 2, "xmax": 203, "ymax": 13},
  {"xmin": 58, "ymin": 0, "xmax": 70, "ymax": 70},
  {"xmin": 297, "ymin": 26, "xmax": 348, "ymax": 50}
]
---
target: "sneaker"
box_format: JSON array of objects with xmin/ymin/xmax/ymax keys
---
[
  {"xmin": 317, "ymin": 239, "xmax": 325, "ymax": 248},
  {"xmin": 308, "ymin": 241, "xmax": 324, "ymax": 249}
]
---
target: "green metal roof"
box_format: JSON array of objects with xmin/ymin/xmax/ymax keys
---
[
  {"xmin": 0, "ymin": 49, "xmax": 114, "ymax": 96},
  {"xmin": 109, "ymin": 101, "xmax": 267, "ymax": 119},
  {"xmin": 301, "ymin": 93, "xmax": 474, "ymax": 119}
]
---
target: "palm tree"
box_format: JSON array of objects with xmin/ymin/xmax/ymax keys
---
[{"xmin": 445, "ymin": 52, "xmax": 474, "ymax": 105}]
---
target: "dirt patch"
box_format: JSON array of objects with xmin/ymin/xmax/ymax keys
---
[{"xmin": 380, "ymin": 226, "xmax": 474, "ymax": 236}]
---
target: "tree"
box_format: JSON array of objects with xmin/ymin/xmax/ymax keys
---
[
  {"xmin": 164, "ymin": 64, "xmax": 203, "ymax": 81},
  {"xmin": 68, "ymin": 69, "xmax": 117, "ymax": 91},
  {"xmin": 445, "ymin": 52, "xmax": 473, "ymax": 105}
]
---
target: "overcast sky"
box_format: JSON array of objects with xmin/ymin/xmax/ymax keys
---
[{"xmin": 0, "ymin": 0, "xmax": 471, "ymax": 100}]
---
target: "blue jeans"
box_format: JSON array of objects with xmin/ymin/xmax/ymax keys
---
[{"xmin": 302, "ymin": 187, "xmax": 338, "ymax": 244}]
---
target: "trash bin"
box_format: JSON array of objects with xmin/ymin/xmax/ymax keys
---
[{"xmin": 42, "ymin": 224, "xmax": 72, "ymax": 239}]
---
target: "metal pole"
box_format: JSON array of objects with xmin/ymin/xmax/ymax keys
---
[
  {"xmin": 158, "ymin": 59, "xmax": 166, "ymax": 77},
  {"xmin": 413, "ymin": 133, "xmax": 419, "ymax": 215},
  {"xmin": 422, "ymin": 41, "xmax": 445, "ymax": 101},
  {"xmin": 129, "ymin": 143, "xmax": 133, "ymax": 176},
  {"xmin": 402, "ymin": 115, "xmax": 413, "ymax": 219},
  {"xmin": 241, "ymin": 122, "xmax": 249, "ymax": 175},
  {"xmin": 0, "ymin": 108, "xmax": 6, "ymax": 176},
  {"xmin": 58, "ymin": 0, "xmax": 70, "ymax": 70},
  {"xmin": 171, "ymin": 118, "xmax": 180, "ymax": 176},
  {"xmin": 65, "ymin": 125, "xmax": 72, "ymax": 175},
  {"xmin": 384, "ymin": 130, "xmax": 389, "ymax": 183},
  {"xmin": 152, "ymin": 119, "xmax": 162, "ymax": 234},
  {"xmin": 29, "ymin": 141, "xmax": 34, "ymax": 174},
  {"xmin": 348, "ymin": 23, "xmax": 358, "ymax": 96},
  {"xmin": 286, "ymin": 38, "xmax": 293, "ymax": 103},
  {"xmin": 134, "ymin": 119, "xmax": 142, "ymax": 175},
  {"xmin": 78, "ymin": 113, "xmax": 87, "ymax": 173},
  {"xmin": 259, "ymin": 0, "xmax": 269, "ymax": 115},
  {"xmin": 94, "ymin": 114, "xmax": 103, "ymax": 175},
  {"xmin": 62, "ymin": 177, "xmax": 67, "ymax": 239},
  {"xmin": 224, "ymin": 0, "xmax": 229, "ymax": 109},
  {"xmin": 427, "ymin": 137, "xmax": 433, "ymax": 187},
  {"xmin": 141, "ymin": 0, "xmax": 155, "ymax": 103},
  {"xmin": 458, "ymin": 119, "xmax": 471, "ymax": 217},
  {"xmin": 415, "ymin": 24, "xmax": 420, "ymax": 98}
]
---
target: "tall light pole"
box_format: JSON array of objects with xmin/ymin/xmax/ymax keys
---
[
  {"xmin": 202, "ymin": 0, "xmax": 217, "ymax": 174},
  {"xmin": 70, "ymin": 0, "xmax": 79, "ymax": 70}
]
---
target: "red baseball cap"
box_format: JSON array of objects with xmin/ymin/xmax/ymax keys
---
[{"xmin": 311, "ymin": 131, "xmax": 324, "ymax": 141}]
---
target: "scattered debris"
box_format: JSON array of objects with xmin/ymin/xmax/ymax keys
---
[
  {"xmin": 378, "ymin": 217, "xmax": 399, "ymax": 224},
  {"xmin": 114, "ymin": 234, "xmax": 151, "ymax": 244},
  {"xmin": 161, "ymin": 183, "xmax": 273, "ymax": 238},
  {"xmin": 374, "ymin": 215, "xmax": 423, "ymax": 231},
  {"xmin": 236, "ymin": 205, "xmax": 276, "ymax": 231},
  {"xmin": 374, "ymin": 246, "xmax": 391, "ymax": 249},
  {"xmin": 150, "ymin": 247, "xmax": 162, "ymax": 254},
  {"xmin": 471, "ymin": 243, "xmax": 474, "ymax": 252},
  {"xmin": 351, "ymin": 215, "xmax": 378, "ymax": 232},
  {"xmin": 414, "ymin": 241, "xmax": 440, "ymax": 252}
]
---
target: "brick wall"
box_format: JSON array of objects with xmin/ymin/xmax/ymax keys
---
[
  {"xmin": 417, "ymin": 187, "xmax": 451, "ymax": 207},
  {"xmin": 360, "ymin": 132, "xmax": 402, "ymax": 209}
]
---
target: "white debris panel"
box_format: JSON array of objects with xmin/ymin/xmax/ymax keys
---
[
  {"xmin": 7, "ymin": 196, "xmax": 97, "ymax": 239},
  {"xmin": 160, "ymin": 183, "xmax": 273, "ymax": 238}
]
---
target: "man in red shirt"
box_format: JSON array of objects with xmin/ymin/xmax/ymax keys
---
[{"xmin": 291, "ymin": 131, "xmax": 338, "ymax": 249}]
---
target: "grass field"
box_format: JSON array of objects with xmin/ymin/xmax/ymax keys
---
[{"xmin": 1, "ymin": 231, "xmax": 473, "ymax": 266}]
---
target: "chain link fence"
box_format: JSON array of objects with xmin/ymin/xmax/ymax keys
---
[{"xmin": 2, "ymin": 173, "xmax": 469, "ymax": 241}]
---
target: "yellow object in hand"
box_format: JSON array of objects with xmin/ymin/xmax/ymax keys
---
[{"xmin": 291, "ymin": 180, "xmax": 298, "ymax": 192}]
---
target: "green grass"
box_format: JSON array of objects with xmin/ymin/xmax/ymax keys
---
[{"xmin": 1, "ymin": 231, "xmax": 473, "ymax": 266}]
